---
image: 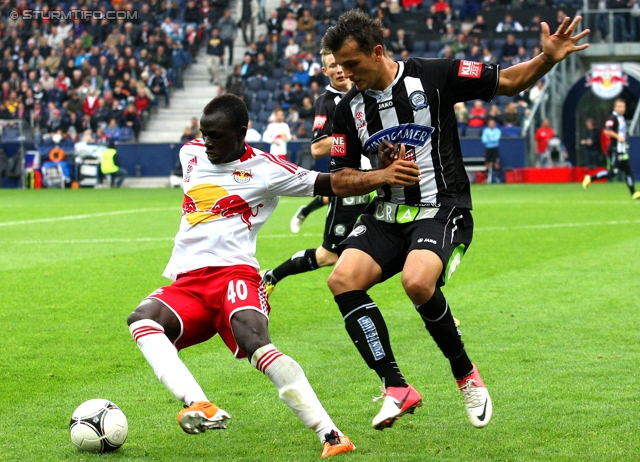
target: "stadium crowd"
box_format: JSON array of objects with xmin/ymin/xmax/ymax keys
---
[
  {"xmin": 210, "ymin": 0, "xmax": 596, "ymax": 141},
  {"xmin": 1, "ymin": 0, "xmax": 636, "ymax": 156},
  {"xmin": 0, "ymin": 0, "xmax": 223, "ymax": 146}
]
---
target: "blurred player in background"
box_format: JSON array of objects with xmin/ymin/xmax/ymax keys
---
[
  {"xmin": 582, "ymin": 98, "xmax": 640, "ymax": 199},
  {"xmin": 126, "ymin": 94, "xmax": 355, "ymax": 458},
  {"xmin": 261, "ymin": 108, "xmax": 292, "ymax": 158},
  {"xmin": 261, "ymin": 49, "xmax": 371, "ymax": 294}
]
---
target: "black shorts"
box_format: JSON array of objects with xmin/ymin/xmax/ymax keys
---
[
  {"xmin": 485, "ymin": 147, "xmax": 500, "ymax": 163},
  {"xmin": 338, "ymin": 206, "xmax": 474, "ymax": 286},
  {"xmin": 322, "ymin": 194, "xmax": 369, "ymax": 252}
]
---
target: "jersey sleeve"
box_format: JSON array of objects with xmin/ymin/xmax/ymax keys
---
[
  {"xmin": 262, "ymin": 153, "xmax": 320, "ymax": 197},
  {"xmin": 440, "ymin": 59, "xmax": 499, "ymax": 105},
  {"xmin": 329, "ymin": 96, "xmax": 362, "ymax": 172},
  {"xmin": 311, "ymin": 95, "xmax": 333, "ymax": 144}
]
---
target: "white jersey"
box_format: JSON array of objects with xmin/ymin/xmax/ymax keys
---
[
  {"xmin": 163, "ymin": 139, "xmax": 320, "ymax": 280},
  {"xmin": 261, "ymin": 121, "xmax": 292, "ymax": 155}
]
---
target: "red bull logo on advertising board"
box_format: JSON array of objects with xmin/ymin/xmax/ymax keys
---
[
  {"xmin": 585, "ymin": 63, "xmax": 628, "ymax": 100},
  {"xmin": 182, "ymin": 184, "xmax": 263, "ymax": 230}
]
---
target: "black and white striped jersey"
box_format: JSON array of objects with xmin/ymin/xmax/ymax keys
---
[
  {"xmin": 311, "ymin": 85, "xmax": 345, "ymax": 144},
  {"xmin": 604, "ymin": 111, "xmax": 626, "ymax": 154},
  {"xmin": 329, "ymin": 58, "xmax": 499, "ymax": 209}
]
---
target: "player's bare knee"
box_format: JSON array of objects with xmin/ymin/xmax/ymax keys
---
[
  {"xmin": 231, "ymin": 309, "xmax": 270, "ymax": 358},
  {"xmin": 327, "ymin": 270, "xmax": 347, "ymax": 295},
  {"xmin": 402, "ymin": 273, "xmax": 436, "ymax": 304},
  {"xmin": 127, "ymin": 299, "xmax": 166, "ymax": 326}
]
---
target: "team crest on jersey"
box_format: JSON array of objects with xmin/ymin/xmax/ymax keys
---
[
  {"xmin": 232, "ymin": 169, "xmax": 253, "ymax": 183},
  {"xmin": 409, "ymin": 91, "xmax": 428, "ymax": 111},
  {"xmin": 334, "ymin": 224, "xmax": 347, "ymax": 236}
]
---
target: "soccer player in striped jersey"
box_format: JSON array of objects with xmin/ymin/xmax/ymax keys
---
[
  {"xmin": 582, "ymin": 98, "xmax": 640, "ymax": 199},
  {"xmin": 322, "ymin": 9, "xmax": 590, "ymax": 430},
  {"xmin": 261, "ymin": 49, "xmax": 371, "ymax": 294},
  {"xmin": 126, "ymin": 94, "xmax": 355, "ymax": 458}
]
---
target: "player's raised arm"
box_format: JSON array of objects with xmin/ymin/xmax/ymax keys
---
[{"xmin": 497, "ymin": 16, "xmax": 590, "ymax": 96}]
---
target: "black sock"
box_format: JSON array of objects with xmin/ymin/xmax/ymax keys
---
[
  {"xmin": 335, "ymin": 290, "xmax": 406, "ymax": 388},
  {"xmin": 416, "ymin": 288, "xmax": 473, "ymax": 380},
  {"xmin": 272, "ymin": 249, "xmax": 318, "ymax": 282},
  {"xmin": 301, "ymin": 195, "xmax": 325, "ymax": 216}
]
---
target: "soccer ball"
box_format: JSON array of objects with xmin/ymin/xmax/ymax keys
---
[{"xmin": 69, "ymin": 399, "xmax": 128, "ymax": 453}]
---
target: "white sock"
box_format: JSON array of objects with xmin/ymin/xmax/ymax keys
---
[
  {"xmin": 130, "ymin": 319, "xmax": 208, "ymax": 405},
  {"xmin": 251, "ymin": 343, "xmax": 340, "ymax": 443}
]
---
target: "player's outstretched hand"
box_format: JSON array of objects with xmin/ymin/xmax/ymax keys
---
[
  {"xmin": 377, "ymin": 140, "xmax": 420, "ymax": 186},
  {"xmin": 540, "ymin": 16, "xmax": 590, "ymax": 65}
]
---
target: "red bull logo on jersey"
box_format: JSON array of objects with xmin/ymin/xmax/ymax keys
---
[
  {"xmin": 181, "ymin": 184, "xmax": 263, "ymax": 230},
  {"xmin": 232, "ymin": 169, "xmax": 253, "ymax": 184},
  {"xmin": 585, "ymin": 63, "xmax": 628, "ymax": 100},
  {"xmin": 211, "ymin": 194, "xmax": 263, "ymax": 231}
]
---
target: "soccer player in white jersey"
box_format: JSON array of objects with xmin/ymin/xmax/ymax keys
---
[
  {"xmin": 127, "ymin": 94, "xmax": 365, "ymax": 458},
  {"xmin": 322, "ymin": 10, "xmax": 589, "ymax": 430}
]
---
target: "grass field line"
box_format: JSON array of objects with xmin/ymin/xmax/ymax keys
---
[
  {"xmin": 3, "ymin": 217, "xmax": 640, "ymax": 246},
  {"xmin": 478, "ymin": 218, "xmax": 640, "ymax": 231},
  {"xmin": 475, "ymin": 199, "xmax": 638, "ymax": 205},
  {"xmin": 0, "ymin": 207, "xmax": 176, "ymax": 227},
  {"xmin": 2, "ymin": 233, "xmax": 319, "ymax": 245}
]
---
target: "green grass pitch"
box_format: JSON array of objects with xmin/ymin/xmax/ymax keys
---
[{"xmin": 1, "ymin": 182, "xmax": 639, "ymax": 461}]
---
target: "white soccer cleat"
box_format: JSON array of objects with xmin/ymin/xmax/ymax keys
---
[
  {"xmin": 289, "ymin": 206, "xmax": 307, "ymax": 233},
  {"xmin": 456, "ymin": 364, "xmax": 492, "ymax": 428}
]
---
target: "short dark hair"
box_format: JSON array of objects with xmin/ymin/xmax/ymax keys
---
[
  {"xmin": 202, "ymin": 94, "xmax": 248, "ymax": 128},
  {"xmin": 322, "ymin": 9, "xmax": 385, "ymax": 55}
]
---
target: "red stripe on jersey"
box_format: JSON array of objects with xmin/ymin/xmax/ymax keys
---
[
  {"xmin": 263, "ymin": 153, "xmax": 298, "ymax": 173},
  {"xmin": 132, "ymin": 326, "xmax": 164, "ymax": 342},
  {"xmin": 184, "ymin": 138, "xmax": 205, "ymax": 147},
  {"xmin": 256, "ymin": 349, "xmax": 283, "ymax": 373},
  {"xmin": 239, "ymin": 143, "xmax": 257, "ymax": 162}
]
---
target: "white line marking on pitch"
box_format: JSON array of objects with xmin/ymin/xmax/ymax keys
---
[
  {"xmin": 477, "ymin": 218, "xmax": 640, "ymax": 231},
  {"xmin": 0, "ymin": 207, "xmax": 177, "ymax": 227},
  {"xmin": 3, "ymin": 234, "xmax": 319, "ymax": 245}
]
